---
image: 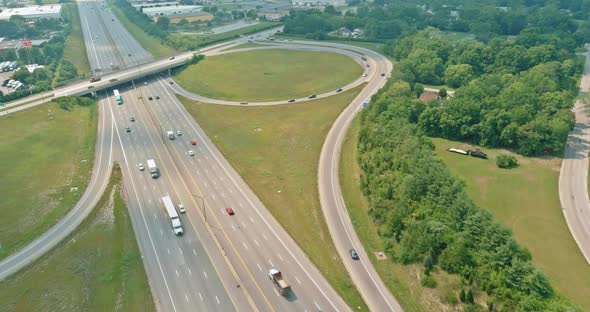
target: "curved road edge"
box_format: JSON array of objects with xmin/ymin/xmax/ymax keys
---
[
  {"xmin": 559, "ymin": 46, "xmax": 590, "ymax": 265},
  {"xmin": 0, "ymin": 100, "xmax": 114, "ymax": 281}
]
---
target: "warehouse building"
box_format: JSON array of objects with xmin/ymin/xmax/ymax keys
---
[
  {"xmin": 141, "ymin": 5, "xmax": 203, "ymax": 17},
  {"xmin": 0, "ymin": 4, "xmax": 63, "ymax": 21}
]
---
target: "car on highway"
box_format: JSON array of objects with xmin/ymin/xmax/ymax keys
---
[
  {"xmin": 148, "ymin": 96, "xmax": 153, "ymax": 100},
  {"xmin": 336, "ymin": 88, "xmax": 343, "ymax": 92},
  {"xmin": 109, "ymin": 78, "xmax": 118, "ymax": 82},
  {"xmin": 240, "ymin": 102, "xmax": 248, "ymax": 105},
  {"xmin": 169, "ymin": 81, "xmax": 174, "ymax": 84},
  {"xmin": 138, "ymin": 163, "xmax": 145, "ymax": 171},
  {"xmin": 126, "ymin": 127, "xmax": 131, "ymax": 133},
  {"xmin": 156, "ymin": 95, "xmax": 160, "ymax": 100},
  {"xmin": 366, "ymin": 64, "xmax": 370, "ymax": 67},
  {"xmin": 128, "ymin": 53, "xmax": 131, "ymax": 57},
  {"xmin": 288, "ymin": 99, "xmax": 295, "ymax": 103},
  {"xmin": 350, "ymin": 248, "xmax": 359, "ymax": 260},
  {"xmin": 188, "ymin": 150, "xmax": 195, "ymax": 156},
  {"xmin": 178, "ymin": 204, "xmax": 186, "ymax": 213},
  {"xmin": 177, "ymin": 130, "xmax": 182, "ymax": 136},
  {"xmin": 130, "ymin": 116, "xmax": 135, "ymax": 122},
  {"xmin": 308, "ymin": 94, "xmax": 317, "ymax": 99},
  {"xmin": 144, "ymin": 82, "xmax": 148, "ymax": 86},
  {"xmin": 363, "ymin": 73, "xmax": 368, "ymax": 77},
  {"xmin": 381, "ymin": 73, "xmax": 386, "ymax": 77},
  {"xmin": 226, "ymin": 207, "xmax": 235, "ymax": 215},
  {"xmin": 169, "ymin": 56, "xmax": 175, "ymax": 60},
  {"xmin": 191, "ymin": 139, "xmax": 197, "ymax": 145}
]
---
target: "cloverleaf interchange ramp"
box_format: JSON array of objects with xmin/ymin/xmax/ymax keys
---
[{"xmin": 0, "ymin": 2, "xmax": 402, "ymax": 311}]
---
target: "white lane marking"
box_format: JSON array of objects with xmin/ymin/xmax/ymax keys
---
[
  {"xmin": 314, "ymin": 301, "xmax": 321, "ymax": 310},
  {"xmin": 278, "ymin": 253, "xmax": 284, "ymax": 262},
  {"xmin": 232, "ymin": 224, "xmax": 236, "ymax": 231},
  {"xmin": 249, "ymin": 216, "xmax": 255, "ymax": 224},
  {"xmin": 175, "ymin": 270, "xmax": 179, "ymax": 277},
  {"xmin": 197, "ymin": 158, "xmax": 202, "ymax": 162},
  {"xmin": 295, "ymin": 276, "xmax": 302, "ymax": 285},
  {"xmin": 241, "ymin": 221, "xmax": 247, "ymax": 228},
  {"xmin": 228, "ymin": 188, "xmax": 233, "ymax": 194},
  {"xmin": 185, "ymin": 294, "xmax": 189, "ymax": 302},
  {"xmin": 216, "ymin": 296, "xmax": 220, "ymax": 304},
  {"xmin": 179, "ymin": 248, "xmax": 183, "ymax": 255},
  {"xmin": 193, "ymin": 248, "xmax": 197, "ymax": 255},
  {"xmin": 160, "ymin": 229, "xmax": 163, "ymax": 236},
  {"xmin": 203, "ymin": 271, "xmax": 208, "ymax": 279},
  {"xmin": 242, "ymin": 242, "xmax": 248, "ymax": 250},
  {"xmin": 254, "ymin": 239, "xmax": 260, "ymax": 247},
  {"xmin": 274, "ymin": 289, "xmax": 280, "ymax": 297},
  {"xmin": 167, "ymin": 248, "xmax": 171, "ymax": 255},
  {"xmin": 268, "ymin": 259, "xmax": 274, "ymax": 267},
  {"xmin": 199, "ymin": 292, "xmax": 203, "ymax": 301},
  {"xmin": 238, "ymin": 202, "xmax": 244, "ymax": 208},
  {"xmin": 188, "ymin": 268, "xmax": 192, "ymax": 276},
  {"xmin": 203, "ymin": 181, "xmax": 208, "ymax": 187},
  {"xmin": 219, "ymin": 176, "xmax": 224, "ymax": 181},
  {"xmin": 211, "ymin": 194, "xmax": 216, "ymax": 200},
  {"xmin": 204, "ymin": 168, "xmax": 209, "ymax": 174},
  {"xmin": 144, "ymin": 185, "xmax": 147, "ymax": 191},
  {"xmin": 257, "ymin": 263, "xmax": 262, "ymax": 271},
  {"xmin": 154, "ymin": 213, "xmax": 157, "ymax": 220},
  {"xmin": 262, "ymin": 234, "xmax": 269, "ymax": 241},
  {"xmin": 220, "ymin": 192, "xmax": 225, "ymax": 198},
  {"xmin": 213, "ymin": 180, "xmax": 217, "ymax": 185}
]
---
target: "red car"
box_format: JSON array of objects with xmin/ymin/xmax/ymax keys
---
[
  {"xmin": 226, "ymin": 207, "xmax": 235, "ymax": 215},
  {"xmin": 191, "ymin": 140, "xmax": 197, "ymax": 145}
]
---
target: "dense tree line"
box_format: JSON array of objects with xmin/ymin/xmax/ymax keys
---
[
  {"xmin": 0, "ymin": 15, "xmax": 63, "ymax": 40},
  {"xmin": 392, "ymin": 29, "xmax": 581, "ymax": 155},
  {"xmin": 358, "ymin": 81, "xmax": 578, "ymax": 310}
]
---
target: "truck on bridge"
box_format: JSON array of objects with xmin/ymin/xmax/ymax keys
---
[
  {"xmin": 162, "ymin": 195, "xmax": 184, "ymax": 236},
  {"xmin": 113, "ymin": 89, "xmax": 123, "ymax": 105},
  {"xmin": 269, "ymin": 268, "xmax": 291, "ymax": 296},
  {"xmin": 147, "ymin": 159, "xmax": 160, "ymax": 178}
]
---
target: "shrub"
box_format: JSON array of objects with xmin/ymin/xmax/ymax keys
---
[
  {"xmin": 496, "ymin": 154, "xmax": 519, "ymax": 169},
  {"xmin": 421, "ymin": 274, "xmax": 437, "ymax": 288}
]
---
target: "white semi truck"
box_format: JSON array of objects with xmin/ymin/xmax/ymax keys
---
[
  {"xmin": 147, "ymin": 159, "xmax": 160, "ymax": 178},
  {"xmin": 162, "ymin": 195, "xmax": 184, "ymax": 236}
]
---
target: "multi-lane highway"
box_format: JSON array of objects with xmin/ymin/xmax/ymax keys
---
[{"xmin": 559, "ymin": 47, "xmax": 590, "ymax": 265}]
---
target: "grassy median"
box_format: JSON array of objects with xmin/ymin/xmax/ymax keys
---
[
  {"xmin": 431, "ymin": 137, "xmax": 590, "ymax": 310},
  {"xmin": 0, "ymin": 165, "xmax": 155, "ymax": 311},
  {"xmin": 63, "ymin": 3, "xmax": 91, "ymax": 75},
  {"xmin": 179, "ymin": 85, "xmax": 369, "ymax": 310},
  {"xmin": 0, "ymin": 100, "xmax": 97, "ymax": 261},
  {"xmin": 174, "ymin": 49, "xmax": 362, "ymax": 101}
]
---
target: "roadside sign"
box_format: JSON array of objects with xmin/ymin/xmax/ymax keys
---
[{"xmin": 362, "ymin": 102, "xmax": 369, "ymax": 108}]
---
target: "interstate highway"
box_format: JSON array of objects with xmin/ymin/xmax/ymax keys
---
[{"xmin": 112, "ymin": 77, "xmax": 352, "ymax": 311}]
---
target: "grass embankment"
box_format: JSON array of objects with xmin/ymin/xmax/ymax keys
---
[
  {"xmin": 172, "ymin": 22, "xmax": 279, "ymax": 48},
  {"xmin": 0, "ymin": 166, "xmax": 155, "ymax": 311},
  {"xmin": 340, "ymin": 118, "xmax": 463, "ymax": 311},
  {"xmin": 109, "ymin": 6, "xmax": 175, "ymax": 57},
  {"xmin": 0, "ymin": 101, "xmax": 97, "ymax": 260},
  {"xmin": 179, "ymin": 85, "xmax": 369, "ymax": 310},
  {"xmin": 431, "ymin": 138, "xmax": 590, "ymax": 310},
  {"xmin": 175, "ymin": 49, "xmax": 362, "ymax": 101},
  {"xmin": 63, "ymin": 3, "xmax": 91, "ymax": 75},
  {"xmin": 222, "ymin": 42, "xmax": 266, "ymax": 51}
]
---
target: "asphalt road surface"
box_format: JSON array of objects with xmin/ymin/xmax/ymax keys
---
[{"xmin": 559, "ymin": 47, "xmax": 590, "ymax": 265}]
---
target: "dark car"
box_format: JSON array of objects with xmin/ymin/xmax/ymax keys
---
[
  {"xmin": 308, "ymin": 94, "xmax": 317, "ymax": 99},
  {"xmin": 240, "ymin": 102, "xmax": 248, "ymax": 105},
  {"xmin": 336, "ymin": 88, "xmax": 343, "ymax": 92},
  {"xmin": 288, "ymin": 99, "xmax": 296, "ymax": 103},
  {"xmin": 156, "ymin": 95, "xmax": 160, "ymax": 100},
  {"xmin": 148, "ymin": 96, "xmax": 153, "ymax": 100},
  {"xmin": 350, "ymin": 249, "xmax": 359, "ymax": 260},
  {"xmin": 125, "ymin": 127, "xmax": 131, "ymax": 133},
  {"xmin": 381, "ymin": 73, "xmax": 386, "ymax": 77}
]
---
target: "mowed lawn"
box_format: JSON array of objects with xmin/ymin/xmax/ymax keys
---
[
  {"xmin": 0, "ymin": 101, "xmax": 97, "ymax": 260},
  {"xmin": 63, "ymin": 3, "xmax": 90, "ymax": 75},
  {"xmin": 178, "ymin": 85, "xmax": 369, "ymax": 310},
  {"xmin": 174, "ymin": 49, "xmax": 362, "ymax": 101},
  {"xmin": 0, "ymin": 166, "xmax": 155, "ymax": 311},
  {"xmin": 431, "ymin": 137, "xmax": 590, "ymax": 310}
]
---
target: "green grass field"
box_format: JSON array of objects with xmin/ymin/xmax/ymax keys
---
[
  {"xmin": 171, "ymin": 22, "xmax": 279, "ymax": 49},
  {"xmin": 222, "ymin": 42, "xmax": 266, "ymax": 51},
  {"xmin": 63, "ymin": 3, "xmax": 91, "ymax": 75},
  {"xmin": 340, "ymin": 118, "xmax": 464, "ymax": 312},
  {"xmin": 0, "ymin": 101, "xmax": 97, "ymax": 260},
  {"xmin": 0, "ymin": 166, "xmax": 155, "ymax": 311},
  {"xmin": 174, "ymin": 49, "xmax": 362, "ymax": 101},
  {"xmin": 431, "ymin": 138, "xmax": 590, "ymax": 310},
  {"xmin": 109, "ymin": 6, "xmax": 175, "ymax": 57},
  {"xmin": 178, "ymin": 85, "xmax": 369, "ymax": 311}
]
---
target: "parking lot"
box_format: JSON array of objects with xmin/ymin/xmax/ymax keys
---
[{"xmin": 0, "ymin": 70, "xmax": 17, "ymax": 95}]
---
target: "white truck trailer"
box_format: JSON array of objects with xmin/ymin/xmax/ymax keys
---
[
  {"xmin": 162, "ymin": 195, "xmax": 183, "ymax": 236},
  {"xmin": 167, "ymin": 130, "xmax": 175, "ymax": 140}
]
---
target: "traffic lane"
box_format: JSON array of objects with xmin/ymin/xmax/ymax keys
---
[
  {"xmin": 0, "ymin": 95, "xmax": 114, "ymax": 281},
  {"xmin": 148, "ymin": 80, "xmax": 350, "ymax": 311},
  {"xmin": 112, "ymin": 85, "xmax": 237, "ymax": 311},
  {"xmin": 134, "ymin": 84, "xmax": 276, "ymax": 312}
]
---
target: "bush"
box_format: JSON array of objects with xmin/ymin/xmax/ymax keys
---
[
  {"xmin": 496, "ymin": 154, "xmax": 519, "ymax": 169},
  {"xmin": 441, "ymin": 289, "xmax": 459, "ymax": 305},
  {"xmin": 421, "ymin": 274, "xmax": 437, "ymax": 288}
]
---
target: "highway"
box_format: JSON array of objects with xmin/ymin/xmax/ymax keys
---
[{"xmin": 559, "ymin": 47, "xmax": 590, "ymax": 265}]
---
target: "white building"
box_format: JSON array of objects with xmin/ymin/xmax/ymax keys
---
[
  {"xmin": 131, "ymin": 1, "xmax": 180, "ymax": 11},
  {"xmin": 0, "ymin": 5, "xmax": 62, "ymax": 21},
  {"xmin": 292, "ymin": 0, "xmax": 346, "ymax": 7},
  {"xmin": 141, "ymin": 5, "xmax": 203, "ymax": 17}
]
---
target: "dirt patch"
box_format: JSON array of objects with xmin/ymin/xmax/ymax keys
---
[{"xmin": 419, "ymin": 91, "xmax": 438, "ymax": 102}]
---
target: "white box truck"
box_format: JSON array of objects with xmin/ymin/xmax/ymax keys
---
[
  {"xmin": 147, "ymin": 159, "xmax": 160, "ymax": 178},
  {"xmin": 167, "ymin": 131, "xmax": 175, "ymax": 140},
  {"xmin": 162, "ymin": 195, "xmax": 183, "ymax": 235}
]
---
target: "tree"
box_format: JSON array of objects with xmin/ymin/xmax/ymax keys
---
[
  {"xmin": 466, "ymin": 289, "xmax": 474, "ymax": 304},
  {"xmin": 444, "ymin": 64, "xmax": 474, "ymax": 88},
  {"xmin": 156, "ymin": 16, "xmax": 170, "ymax": 30},
  {"xmin": 438, "ymin": 88, "xmax": 448, "ymax": 99},
  {"xmin": 460, "ymin": 289, "xmax": 466, "ymax": 302},
  {"xmin": 496, "ymin": 155, "xmax": 518, "ymax": 169}
]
